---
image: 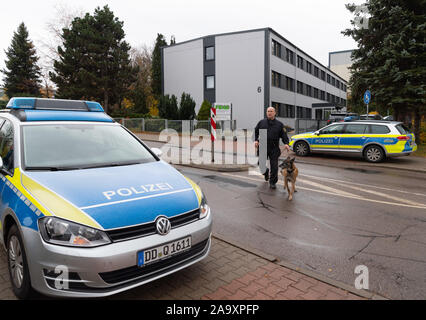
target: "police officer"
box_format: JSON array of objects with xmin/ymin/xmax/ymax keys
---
[{"xmin": 254, "ymin": 107, "xmax": 290, "ymax": 189}]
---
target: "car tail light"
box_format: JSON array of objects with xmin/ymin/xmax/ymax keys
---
[{"xmin": 397, "ymin": 136, "xmax": 409, "ymax": 140}]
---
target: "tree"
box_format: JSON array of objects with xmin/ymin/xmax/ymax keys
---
[
  {"xmin": 50, "ymin": 5, "xmax": 138, "ymax": 113},
  {"xmin": 179, "ymin": 93, "xmax": 196, "ymax": 120},
  {"xmin": 158, "ymin": 94, "xmax": 178, "ymax": 119},
  {"xmin": 2, "ymin": 23, "xmax": 41, "ymax": 97},
  {"xmin": 129, "ymin": 45, "xmax": 153, "ymax": 115},
  {"xmin": 343, "ymin": 0, "xmax": 426, "ymax": 143},
  {"xmin": 197, "ymin": 100, "xmax": 212, "ymax": 120},
  {"xmin": 151, "ymin": 34, "xmax": 168, "ymax": 97}
]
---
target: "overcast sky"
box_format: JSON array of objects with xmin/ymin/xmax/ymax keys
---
[{"xmin": 0, "ymin": 0, "xmax": 365, "ymax": 86}]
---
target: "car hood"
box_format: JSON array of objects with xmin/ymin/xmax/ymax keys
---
[
  {"xmin": 21, "ymin": 161, "xmax": 200, "ymax": 230},
  {"xmin": 291, "ymin": 132, "xmax": 315, "ymax": 139}
]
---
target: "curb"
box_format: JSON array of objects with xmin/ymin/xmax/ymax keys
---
[
  {"xmin": 212, "ymin": 232, "xmax": 388, "ymax": 300},
  {"xmin": 177, "ymin": 163, "xmax": 251, "ymax": 172},
  {"xmin": 140, "ymin": 137, "xmax": 426, "ymax": 174}
]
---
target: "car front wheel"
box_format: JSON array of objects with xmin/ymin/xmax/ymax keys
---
[
  {"xmin": 294, "ymin": 141, "xmax": 310, "ymax": 157},
  {"xmin": 7, "ymin": 224, "xmax": 34, "ymax": 299},
  {"xmin": 364, "ymin": 145, "xmax": 385, "ymax": 163}
]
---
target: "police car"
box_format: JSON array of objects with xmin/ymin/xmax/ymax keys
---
[
  {"xmin": 0, "ymin": 98, "xmax": 212, "ymax": 299},
  {"xmin": 289, "ymin": 120, "xmax": 417, "ymax": 162}
]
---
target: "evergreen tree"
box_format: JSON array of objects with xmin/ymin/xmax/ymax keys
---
[
  {"xmin": 179, "ymin": 93, "xmax": 196, "ymax": 120},
  {"xmin": 2, "ymin": 23, "xmax": 41, "ymax": 97},
  {"xmin": 197, "ymin": 100, "xmax": 212, "ymax": 120},
  {"xmin": 151, "ymin": 34, "xmax": 168, "ymax": 97},
  {"xmin": 158, "ymin": 94, "xmax": 178, "ymax": 119},
  {"xmin": 50, "ymin": 5, "xmax": 137, "ymax": 113},
  {"xmin": 343, "ymin": 0, "xmax": 426, "ymax": 143}
]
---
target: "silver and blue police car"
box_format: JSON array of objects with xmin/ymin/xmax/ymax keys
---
[
  {"xmin": 0, "ymin": 98, "xmax": 212, "ymax": 298},
  {"xmin": 289, "ymin": 120, "xmax": 417, "ymax": 162}
]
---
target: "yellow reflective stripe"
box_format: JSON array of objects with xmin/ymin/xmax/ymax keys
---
[
  {"xmin": 183, "ymin": 176, "xmax": 202, "ymax": 205},
  {"xmin": 18, "ymin": 170, "xmax": 102, "ymax": 229},
  {"xmin": 6, "ymin": 168, "xmax": 53, "ymax": 218}
]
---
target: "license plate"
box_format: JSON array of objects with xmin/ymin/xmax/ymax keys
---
[{"xmin": 137, "ymin": 236, "xmax": 192, "ymax": 267}]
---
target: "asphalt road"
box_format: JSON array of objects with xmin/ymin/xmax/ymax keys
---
[{"xmin": 169, "ymin": 160, "xmax": 426, "ymax": 300}]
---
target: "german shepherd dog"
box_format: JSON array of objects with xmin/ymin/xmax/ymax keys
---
[{"xmin": 279, "ymin": 156, "xmax": 298, "ymax": 200}]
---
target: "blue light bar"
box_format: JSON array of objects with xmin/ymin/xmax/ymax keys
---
[
  {"xmin": 6, "ymin": 98, "xmax": 35, "ymax": 109},
  {"xmin": 6, "ymin": 98, "xmax": 104, "ymax": 112}
]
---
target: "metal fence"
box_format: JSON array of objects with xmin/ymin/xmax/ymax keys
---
[
  {"xmin": 295, "ymin": 119, "xmax": 328, "ymax": 134},
  {"xmin": 115, "ymin": 118, "xmax": 236, "ymax": 135}
]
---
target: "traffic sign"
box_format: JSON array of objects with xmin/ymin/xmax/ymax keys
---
[{"xmin": 363, "ymin": 90, "xmax": 371, "ymax": 105}]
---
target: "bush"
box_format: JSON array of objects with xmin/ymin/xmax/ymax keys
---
[{"xmin": 197, "ymin": 100, "xmax": 211, "ymax": 120}]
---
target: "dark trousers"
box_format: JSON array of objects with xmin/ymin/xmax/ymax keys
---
[{"xmin": 268, "ymin": 154, "xmax": 279, "ymax": 185}]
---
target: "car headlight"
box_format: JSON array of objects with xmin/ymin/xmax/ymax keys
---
[
  {"xmin": 200, "ymin": 192, "xmax": 210, "ymax": 219},
  {"xmin": 38, "ymin": 217, "xmax": 111, "ymax": 247}
]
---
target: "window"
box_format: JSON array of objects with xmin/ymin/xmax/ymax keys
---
[
  {"xmin": 314, "ymin": 66, "xmax": 319, "ymax": 78},
  {"xmin": 327, "ymin": 93, "xmax": 331, "ymax": 102},
  {"xmin": 306, "ymin": 85, "xmax": 312, "ymax": 97},
  {"xmin": 0, "ymin": 119, "xmax": 14, "ymax": 173},
  {"xmin": 331, "ymin": 77, "xmax": 336, "ymax": 87},
  {"xmin": 205, "ymin": 46, "xmax": 214, "ymax": 61},
  {"xmin": 314, "ymin": 88, "xmax": 319, "ymax": 99},
  {"xmin": 306, "ymin": 61, "xmax": 312, "ymax": 74},
  {"xmin": 206, "ymin": 76, "xmax": 215, "ymax": 89},
  {"xmin": 321, "ymin": 70, "xmax": 326, "ymax": 81},
  {"xmin": 286, "ymin": 48, "xmax": 294, "ymax": 64},
  {"xmin": 297, "ymin": 106, "xmax": 312, "ymax": 119},
  {"xmin": 336, "ymin": 79, "xmax": 340, "ymax": 89},
  {"xmin": 272, "ymin": 40, "xmax": 282, "ymax": 58},
  {"xmin": 273, "ymin": 103, "xmax": 295, "ymax": 118},
  {"xmin": 297, "ymin": 55, "xmax": 304, "ymax": 69},
  {"xmin": 320, "ymin": 90, "xmax": 325, "ymax": 101},
  {"xmin": 327, "ymin": 74, "xmax": 331, "ymax": 84},
  {"xmin": 344, "ymin": 124, "xmax": 368, "ymax": 134},
  {"xmin": 320, "ymin": 124, "xmax": 345, "ymax": 135},
  {"xmin": 297, "ymin": 81, "xmax": 304, "ymax": 94},
  {"xmin": 271, "ymin": 71, "xmax": 281, "ymax": 87},
  {"xmin": 396, "ymin": 124, "xmax": 411, "ymax": 134},
  {"xmin": 369, "ymin": 125, "xmax": 390, "ymax": 134},
  {"xmin": 22, "ymin": 124, "xmax": 156, "ymax": 169},
  {"xmin": 286, "ymin": 76, "xmax": 295, "ymax": 91}
]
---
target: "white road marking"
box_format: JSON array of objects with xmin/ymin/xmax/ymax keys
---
[
  {"xmin": 220, "ymin": 172, "xmax": 426, "ymax": 210},
  {"xmin": 299, "ymin": 173, "xmax": 426, "ymax": 197}
]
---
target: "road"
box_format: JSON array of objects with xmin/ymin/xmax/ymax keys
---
[{"xmin": 167, "ymin": 158, "xmax": 426, "ymax": 300}]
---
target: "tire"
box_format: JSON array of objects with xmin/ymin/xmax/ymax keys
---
[
  {"xmin": 6, "ymin": 224, "xmax": 34, "ymax": 299},
  {"xmin": 364, "ymin": 145, "xmax": 385, "ymax": 163},
  {"xmin": 294, "ymin": 141, "xmax": 310, "ymax": 157}
]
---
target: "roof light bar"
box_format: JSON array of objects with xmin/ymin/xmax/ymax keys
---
[{"xmin": 6, "ymin": 98, "xmax": 104, "ymax": 112}]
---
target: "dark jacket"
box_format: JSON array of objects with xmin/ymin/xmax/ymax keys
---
[{"xmin": 254, "ymin": 118, "xmax": 289, "ymax": 158}]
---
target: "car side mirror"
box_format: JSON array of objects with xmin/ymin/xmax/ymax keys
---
[
  {"xmin": 151, "ymin": 148, "xmax": 163, "ymax": 158},
  {"xmin": 315, "ymin": 131, "xmax": 320, "ymax": 135}
]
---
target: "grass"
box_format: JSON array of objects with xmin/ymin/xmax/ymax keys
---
[{"xmin": 412, "ymin": 143, "xmax": 426, "ymax": 158}]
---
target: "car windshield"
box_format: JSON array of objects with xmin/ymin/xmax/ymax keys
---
[{"xmin": 22, "ymin": 124, "xmax": 156, "ymax": 170}]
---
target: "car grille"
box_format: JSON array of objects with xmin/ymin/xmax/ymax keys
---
[
  {"xmin": 99, "ymin": 238, "xmax": 209, "ymax": 285},
  {"xmin": 105, "ymin": 209, "xmax": 200, "ymax": 242}
]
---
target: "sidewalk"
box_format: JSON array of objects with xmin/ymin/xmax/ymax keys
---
[{"xmin": 136, "ymin": 131, "xmax": 426, "ymax": 174}]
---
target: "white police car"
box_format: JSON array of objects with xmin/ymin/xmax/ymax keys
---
[{"xmin": 0, "ymin": 98, "xmax": 212, "ymax": 298}]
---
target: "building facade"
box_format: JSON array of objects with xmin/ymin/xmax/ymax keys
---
[{"xmin": 163, "ymin": 28, "xmax": 348, "ymax": 130}]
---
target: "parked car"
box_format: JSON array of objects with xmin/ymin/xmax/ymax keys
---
[
  {"xmin": 360, "ymin": 113, "xmax": 383, "ymax": 120},
  {"xmin": 326, "ymin": 112, "xmax": 359, "ymax": 125},
  {"xmin": 289, "ymin": 120, "xmax": 417, "ymax": 162},
  {"xmin": 0, "ymin": 97, "xmax": 212, "ymax": 299}
]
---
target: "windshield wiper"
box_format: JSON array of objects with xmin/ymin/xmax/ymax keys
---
[
  {"xmin": 25, "ymin": 166, "xmax": 83, "ymax": 171},
  {"xmin": 78, "ymin": 161, "xmax": 144, "ymax": 169}
]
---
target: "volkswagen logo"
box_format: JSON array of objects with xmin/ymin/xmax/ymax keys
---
[{"xmin": 156, "ymin": 216, "xmax": 171, "ymax": 235}]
